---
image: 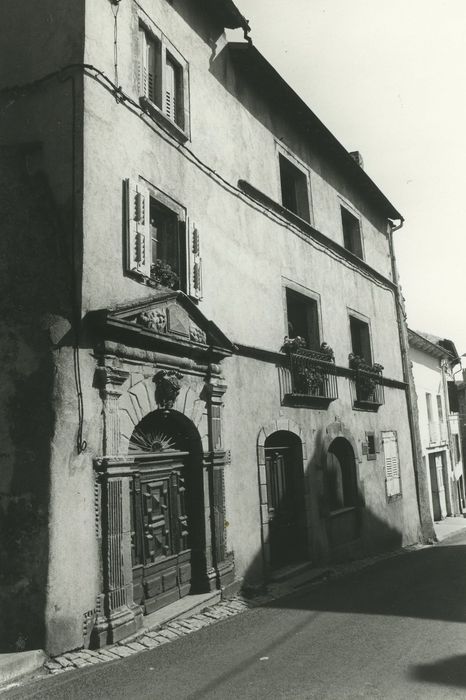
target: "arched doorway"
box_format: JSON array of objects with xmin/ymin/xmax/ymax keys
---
[
  {"xmin": 325, "ymin": 437, "xmax": 360, "ymax": 546},
  {"xmin": 265, "ymin": 431, "xmax": 307, "ymax": 569},
  {"xmin": 128, "ymin": 410, "xmax": 206, "ymax": 614}
]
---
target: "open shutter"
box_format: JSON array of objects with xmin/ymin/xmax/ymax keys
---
[
  {"xmin": 165, "ymin": 56, "xmax": 176, "ymax": 121},
  {"xmin": 139, "ymin": 28, "xmax": 148, "ymax": 97},
  {"xmin": 188, "ymin": 222, "xmax": 203, "ymax": 300},
  {"xmin": 125, "ymin": 179, "xmax": 151, "ymax": 277},
  {"xmin": 382, "ymin": 431, "xmax": 400, "ymax": 497}
]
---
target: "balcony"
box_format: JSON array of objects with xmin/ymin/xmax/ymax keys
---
[
  {"xmin": 350, "ymin": 362, "xmax": 384, "ymax": 411},
  {"xmin": 281, "ymin": 348, "xmax": 338, "ymax": 407},
  {"xmin": 428, "ymin": 420, "xmax": 448, "ymax": 445}
]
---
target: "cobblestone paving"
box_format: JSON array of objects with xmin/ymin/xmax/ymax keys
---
[
  {"xmin": 44, "ymin": 545, "xmax": 422, "ymax": 675},
  {"xmin": 44, "ymin": 598, "xmax": 256, "ymax": 675}
]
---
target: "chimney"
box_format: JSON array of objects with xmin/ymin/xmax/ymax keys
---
[{"xmin": 349, "ymin": 151, "xmax": 364, "ymax": 169}]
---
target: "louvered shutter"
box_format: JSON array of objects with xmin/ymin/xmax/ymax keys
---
[
  {"xmin": 139, "ymin": 28, "xmax": 148, "ymax": 98},
  {"xmin": 165, "ymin": 57, "xmax": 176, "ymax": 121},
  {"xmin": 125, "ymin": 179, "xmax": 151, "ymax": 277},
  {"xmin": 188, "ymin": 222, "xmax": 203, "ymax": 300},
  {"xmin": 382, "ymin": 431, "xmax": 400, "ymax": 497}
]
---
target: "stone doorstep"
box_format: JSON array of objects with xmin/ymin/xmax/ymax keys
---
[
  {"xmin": 121, "ymin": 589, "xmax": 222, "ymax": 646},
  {"xmin": 0, "ymin": 650, "xmax": 47, "ymax": 685}
]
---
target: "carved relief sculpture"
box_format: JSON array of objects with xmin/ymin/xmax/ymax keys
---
[{"xmin": 153, "ymin": 369, "xmax": 183, "ymax": 410}]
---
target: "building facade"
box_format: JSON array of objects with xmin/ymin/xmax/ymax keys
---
[
  {"xmin": 1, "ymin": 0, "xmax": 426, "ymax": 655},
  {"xmin": 408, "ymin": 330, "xmax": 465, "ymax": 521}
]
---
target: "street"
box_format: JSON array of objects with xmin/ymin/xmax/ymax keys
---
[{"xmin": 5, "ymin": 530, "xmax": 466, "ymax": 700}]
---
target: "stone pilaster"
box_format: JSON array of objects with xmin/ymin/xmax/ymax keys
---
[
  {"xmin": 96, "ymin": 366, "xmax": 129, "ymax": 456},
  {"xmin": 93, "ymin": 363, "xmax": 143, "ymax": 647},
  {"xmin": 93, "ymin": 458, "xmax": 142, "ymax": 647}
]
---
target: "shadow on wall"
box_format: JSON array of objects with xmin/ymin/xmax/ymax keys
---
[
  {"xmin": 0, "ymin": 146, "xmax": 73, "ymax": 651},
  {"xmin": 241, "ymin": 503, "xmax": 404, "ymax": 592},
  {"xmin": 241, "ymin": 426, "xmax": 405, "ymax": 590}
]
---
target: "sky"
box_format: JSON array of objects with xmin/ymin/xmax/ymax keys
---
[{"xmin": 234, "ymin": 0, "xmax": 466, "ymax": 354}]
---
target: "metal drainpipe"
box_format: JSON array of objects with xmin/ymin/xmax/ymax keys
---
[{"xmin": 387, "ymin": 219, "xmax": 436, "ymax": 541}]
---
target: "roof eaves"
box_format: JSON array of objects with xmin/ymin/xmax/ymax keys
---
[
  {"xmin": 408, "ymin": 328, "xmax": 456, "ymax": 361},
  {"xmin": 227, "ymin": 42, "xmax": 403, "ymax": 222}
]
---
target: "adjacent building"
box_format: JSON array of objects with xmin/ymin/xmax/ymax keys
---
[
  {"xmin": 408, "ymin": 330, "xmax": 465, "ymax": 521},
  {"xmin": 1, "ymin": 0, "xmax": 427, "ymax": 655}
]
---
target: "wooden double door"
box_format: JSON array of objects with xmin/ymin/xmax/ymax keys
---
[
  {"xmin": 265, "ymin": 444, "xmax": 307, "ymax": 569},
  {"xmin": 130, "ymin": 451, "xmax": 195, "ymax": 614}
]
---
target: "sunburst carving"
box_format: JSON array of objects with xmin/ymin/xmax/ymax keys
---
[{"xmin": 129, "ymin": 429, "xmax": 176, "ymax": 453}]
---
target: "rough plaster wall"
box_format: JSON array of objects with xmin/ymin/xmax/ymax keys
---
[{"xmin": 0, "ymin": 148, "xmax": 66, "ymax": 651}]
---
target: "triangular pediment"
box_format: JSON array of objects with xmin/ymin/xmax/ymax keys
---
[{"xmin": 92, "ymin": 291, "xmax": 236, "ymax": 357}]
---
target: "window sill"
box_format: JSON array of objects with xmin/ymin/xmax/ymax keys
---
[
  {"xmin": 387, "ymin": 493, "xmax": 402, "ymax": 503},
  {"xmin": 283, "ymin": 393, "xmax": 336, "ymax": 410},
  {"xmin": 328, "ymin": 506, "xmax": 357, "ymax": 518},
  {"xmin": 126, "ymin": 269, "xmax": 190, "ymax": 297},
  {"xmin": 140, "ymin": 96, "xmax": 189, "ymax": 143},
  {"xmin": 353, "ymin": 400, "xmax": 382, "ymax": 413}
]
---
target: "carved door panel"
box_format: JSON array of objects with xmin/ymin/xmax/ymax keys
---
[
  {"xmin": 266, "ymin": 448, "xmax": 306, "ymax": 569},
  {"xmin": 130, "ymin": 455, "xmax": 192, "ymax": 614}
]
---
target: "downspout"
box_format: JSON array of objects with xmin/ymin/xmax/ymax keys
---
[{"xmin": 387, "ymin": 219, "xmax": 436, "ymax": 542}]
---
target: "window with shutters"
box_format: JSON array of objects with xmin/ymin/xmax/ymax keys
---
[
  {"xmin": 124, "ymin": 179, "xmax": 203, "ymax": 300},
  {"xmin": 382, "ymin": 430, "xmax": 401, "ymax": 500},
  {"xmin": 138, "ymin": 22, "xmax": 189, "ymax": 138}
]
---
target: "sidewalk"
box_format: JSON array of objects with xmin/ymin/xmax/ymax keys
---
[{"xmin": 434, "ymin": 514, "xmax": 466, "ymax": 542}]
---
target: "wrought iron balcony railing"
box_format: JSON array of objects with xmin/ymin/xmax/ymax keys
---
[
  {"xmin": 351, "ymin": 365, "xmax": 384, "ymax": 408},
  {"xmin": 285, "ymin": 348, "xmax": 338, "ymax": 401}
]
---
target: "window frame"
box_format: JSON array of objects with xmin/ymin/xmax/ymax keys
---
[
  {"xmin": 282, "ymin": 280, "xmax": 322, "ymax": 351},
  {"xmin": 275, "ymin": 142, "xmax": 313, "ymax": 224},
  {"xmin": 339, "ymin": 199, "xmax": 364, "ymax": 259},
  {"xmin": 348, "ymin": 309, "xmax": 373, "ymax": 365},
  {"xmin": 138, "ymin": 17, "xmax": 190, "ymax": 141},
  {"xmin": 149, "ymin": 188, "xmax": 187, "ymax": 293}
]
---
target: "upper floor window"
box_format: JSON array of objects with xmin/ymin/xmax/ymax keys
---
[
  {"xmin": 341, "ymin": 205, "xmax": 363, "ymax": 258},
  {"xmin": 138, "ymin": 23, "xmax": 189, "ymax": 136},
  {"xmin": 349, "ymin": 315, "xmax": 372, "ymax": 364},
  {"xmin": 279, "ymin": 154, "xmax": 310, "ymax": 222},
  {"xmin": 286, "ymin": 288, "xmax": 320, "ymax": 350},
  {"xmin": 125, "ymin": 178, "xmax": 202, "ymax": 299}
]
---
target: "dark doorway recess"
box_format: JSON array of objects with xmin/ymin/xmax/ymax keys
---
[
  {"xmin": 265, "ymin": 431, "xmax": 307, "ymax": 570},
  {"xmin": 326, "ymin": 437, "xmax": 361, "ymax": 547},
  {"xmin": 129, "ymin": 410, "xmax": 207, "ymax": 614}
]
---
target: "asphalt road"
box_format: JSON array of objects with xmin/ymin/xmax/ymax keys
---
[{"xmin": 5, "ymin": 530, "xmax": 466, "ymax": 700}]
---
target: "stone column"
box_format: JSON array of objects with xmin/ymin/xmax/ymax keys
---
[{"xmin": 92, "ymin": 366, "xmax": 143, "ymax": 647}]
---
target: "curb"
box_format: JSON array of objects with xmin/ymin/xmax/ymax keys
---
[{"xmin": 0, "ymin": 649, "xmax": 47, "ymax": 686}]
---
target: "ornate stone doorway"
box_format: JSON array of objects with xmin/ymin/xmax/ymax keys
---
[{"xmin": 129, "ymin": 411, "xmax": 206, "ymax": 614}]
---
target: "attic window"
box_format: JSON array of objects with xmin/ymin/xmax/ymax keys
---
[
  {"xmin": 341, "ymin": 206, "xmax": 363, "ymax": 258},
  {"xmin": 279, "ymin": 154, "xmax": 310, "ymax": 222}
]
